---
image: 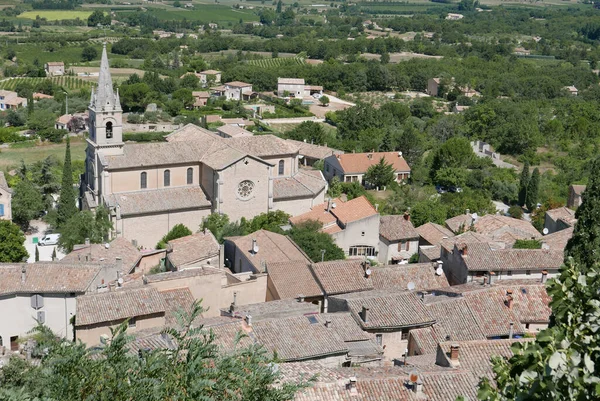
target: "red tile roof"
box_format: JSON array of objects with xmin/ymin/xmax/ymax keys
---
[
  {"xmin": 266, "ymin": 261, "xmax": 323, "ymax": 299},
  {"xmin": 290, "ymin": 196, "xmax": 378, "ymax": 228},
  {"xmin": 311, "ymin": 260, "xmax": 374, "ymax": 295},
  {"xmin": 416, "ymin": 222, "xmax": 455, "ymax": 245},
  {"xmin": 379, "ymin": 214, "xmax": 419, "ymax": 241},
  {"xmin": 329, "ymin": 151, "xmax": 411, "ymax": 174},
  {"xmin": 371, "ymin": 263, "xmax": 449, "ymax": 292}
]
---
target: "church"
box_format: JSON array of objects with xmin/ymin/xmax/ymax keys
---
[{"xmin": 80, "ymin": 45, "xmax": 327, "ymax": 248}]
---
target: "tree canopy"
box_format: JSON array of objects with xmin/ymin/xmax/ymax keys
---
[
  {"xmin": 288, "ymin": 220, "xmax": 346, "ymax": 262},
  {"xmin": 156, "ymin": 223, "xmax": 192, "ymax": 249},
  {"xmin": 0, "ymin": 220, "xmax": 28, "ymax": 262},
  {"xmin": 58, "ymin": 206, "xmax": 112, "ymax": 253}
]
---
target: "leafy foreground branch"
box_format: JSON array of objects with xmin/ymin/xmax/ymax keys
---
[{"xmin": 0, "ymin": 301, "xmax": 312, "ymax": 401}]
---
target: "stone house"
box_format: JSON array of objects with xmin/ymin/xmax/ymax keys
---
[
  {"xmin": 192, "ymin": 91, "xmax": 210, "ymax": 108},
  {"xmin": 199, "ymin": 70, "xmax": 221, "ymax": 86},
  {"xmin": 277, "ymin": 78, "xmax": 306, "ymax": 97},
  {"xmin": 285, "ymin": 139, "xmax": 343, "ymax": 166},
  {"xmin": 0, "ymin": 172, "xmax": 12, "ymax": 221},
  {"xmin": 568, "ymin": 184, "xmax": 586, "ymax": 208},
  {"xmin": 216, "ymin": 124, "xmax": 253, "ymax": 138},
  {"xmin": 223, "ymin": 81, "xmax": 253, "ymax": 101},
  {"xmin": 544, "ymin": 206, "xmax": 576, "ymax": 234},
  {"xmin": 0, "ymin": 90, "xmax": 27, "ymax": 110},
  {"xmin": 378, "ymin": 213, "xmax": 419, "ymax": 264},
  {"xmin": 323, "ymin": 152, "xmax": 411, "ymax": 187},
  {"xmin": 164, "ymin": 230, "xmax": 221, "ymax": 270},
  {"xmin": 44, "ymin": 61, "xmax": 65, "ymax": 76},
  {"xmin": 290, "ymin": 196, "xmax": 380, "ymax": 258}
]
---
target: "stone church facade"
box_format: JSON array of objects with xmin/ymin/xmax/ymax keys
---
[{"xmin": 80, "ymin": 45, "xmax": 327, "ymax": 248}]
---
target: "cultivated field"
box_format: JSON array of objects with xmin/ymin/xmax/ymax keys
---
[
  {"xmin": 115, "ymin": 5, "xmax": 259, "ymax": 24},
  {"xmin": 19, "ymin": 10, "xmax": 93, "ymax": 20},
  {"xmin": 0, "ymin": 76, "xmax": 93, "ymax": 91},
  {"xmin": 0, "ymin": 140, "xmax": 87, "ymax": 170},
  {"xmin": 246, "ymin": 57, "xmax": 306, "ymax": 68}
]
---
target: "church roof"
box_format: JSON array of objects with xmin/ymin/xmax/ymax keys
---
[
  {"xmin": 227, "ymin": 135, "xmax": 299, "ymax": 157},
  {"xmin": 90, "ymin": 43, "xmax": 121, "ymax": 111},
  {"xmin": 103, "ymin": 141, "xmax": 205, "ymax": 169},
  {"xmin": 273, "ymin": 170, "xmax": 327, "ymax": 200},
  {"xmin": 107, "ymin": 187, "xmax": 212, "ymax": 216}
]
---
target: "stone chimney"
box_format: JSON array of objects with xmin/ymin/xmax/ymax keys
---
[
  {"xmin": 245, "ymin": 315, "xmax": 252, "ymax": 326},
  {"xmin": 325, "ymin": 319, "xmax": 332, "ymax": 328},
  {"xmin": 488, "ymin": 271, "xmax": 495, "ymax": 285},
  {"xmin": 413, "ymin": 380, "xmax": 423, "ymax": 394},
  {"xmin": 361, "ymin": 306, "xmax": 369, "ymax": 323},
  {"xmin": 374, "ymin": 203, "xmax": 379, "ymax": 212},
  {"xmin": 506, "ymin": 295, "xmax": 514, "ymax": 309},
  {"xmin": 403, "ymin": 212, "xmax": 410, "ymax": 221},
  {"xmin": 229, "ymin": 292, "xmax": 238, "ymax": 313},
  {"xmin": 142, "ymin": 275, "xmax": 148, "ymax": 285},
  {"xmin": 85, "ymin": 237, "xmax": 90, "ymax": 246},
  {"xmin": 348, "ymin": 377, "xmax": 357, "ymax": 393},
  {"xmin": 465, "ymin": 209, "xmax": 470, "ymax": 215},
  {"xmin": 541, "ymin": 270, "xmax": 548, "ymax": 284},
  {"xmin": 21, "ymin": 266, "xmax": 26, "ymax": 283},
  {"xmin": 449, "ymin": 344, "xmax": 460, "ymax": 366},
  {"xmin": 482, "ymin": 276, "xmax": 487, "ymax": 286},
  {"xmin": 509, "ymin": 322, "xmax": 514, "ymax": 339}
]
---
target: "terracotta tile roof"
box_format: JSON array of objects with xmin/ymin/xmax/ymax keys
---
[
  {"xmin": 104, "ymin": 141, "xmax": 206, "ymax": 169},
  {"xmin": 440, "ymin": 231, "xmax": 493, "ymax": 252},
  {"xmin": 331, "ymin": 196, "xmax": 378, "ymax": 225},
  {"xmin": 570, "ymin": 184, "xmax": 586, "ymax": 195},
  {"xmin": 272, "ymin": 170, "xmax": 327, "ymax": 200},
  {"xmin": 424, "ymin": 297, "xmax": 487, "ymax": 343},
  {"xmin": 445, "ymin": 214, "xmax": 473, "ymax": 233},
  {"xmin": 266, "ymin": 261, "xmax": 323, "ymax": 299},
  {"xmin": 252, "ymin": 315, "xmax": 348, "ymax": 361},
  {"xmin": 192, "ymin": 91, "xmax": 210, "ymax": 98},
  {"xmin": 408, "ymin": 327, "xmax": 440, "ymax": 354},
  {"xmin": 227, "ymin": 134, "xmax": 299, "ymax": 157},
  {"xmin": 371, "ymin": 263, "xmax": 449, "ymax": 292},
  {"xmin": 310, "ymin": 260, "xmax": 374, "ymax": 295},
  {"xmin": 216, "ymin": 124, "xmax": 253, "ymax": 137},
  {"xmin": 63, "ymin": 237, "xmax": 141, "ymax": 274},
  {"xmin": 278, "ymin": 78, "xmax": 305, "ymax": 85},
  {"xmin": 46, "ymin": 61, "xmax": 64, "ymax": 66},
  {"xmin": 419, "ymin": 245, "xmax": 441, "ymax": 261},
  {"xmin": 317, "ymin": 313, "xmax": 374, "ymax": 342},
  {"xmin": 286, "ymin": 139, "xmax": 343, "ymax": 160},
  {"xmin": 159, "ymin": 287, "xmax": 195, "ymax": 325},
  {"xmin": 545, "ymin": 206, "xmax": 576, "ymax": 227},
  {"xmin": 437, "ymin": 339, "xmax": 533, "ymax": 380},
  {"xmin": 0, "ymin": 171, "xmax": 12, "ymax": 193},
  {"xmin": 0, "ymin": 263, "xmax": 100, "ymax": 296},
  {"xmin": 200, "ymin": 69, "xmax": 220, "ymax": 75},
  {"xmin": 457, "ymin": 242, "xmax": 564, "ymax": 271},
  {"xmin": 473, "ymin": 214, "xmax": 541, "ymax": 241},
  {"xmin": 379, "ymin": 215, "xmax": 419, "ymax": 241},
  {"xmin": 165, "ymin": 123, "xmax": 222, "ymax": 143},
  {"xmin": 461, "ymin": 290, "xmax": 525, "ymax": 337},
  {"xmin": 225, "ymin": 230, "xmax": 312, "ymax": 273},
  {"xmin": 208, "ymin": 320, "xmax": 256, "ymax": 351},
  {"xmin": 225, "ymin": 298, "xmax": 320, "ymax": 321},
  {"xmin": 326, "ymin": 152, "xmax": 411, "ymax": 174},
  {"xmin": 288, "ymin": 199, "xmax": 338, "ymax": 227},
  {"xmin": 330, "ymin": 290, "xmax": 435, "ymax": 330},
  {"xmin": 416, "ymin": 222, "xmax": 454, "ymax": 245},
  {"xmin": 225, "ymin": 81, "xmax": 252, "ymax": 88},
  {"xmin": 541, "ymin": 226, "xmax": 573, "ymax": 250},
  {"xmin": 108, "ymin": 187, "xmax": 211, "ymax": 216},
  {"xmin": 166, "ymin": 231, "xmax": 220, "ymax": 268},
  {"xmin": 76, "ymin": 287, "xmax": 166, "ymax": 326}
]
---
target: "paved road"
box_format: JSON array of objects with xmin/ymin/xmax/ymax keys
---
[
  {"xmin": 25, "ymin": 220, "xmax": 65, "ymax": 263},
  {"xmin": 262, "ymin": 116, "xmax": 325, "ymax": 124}
]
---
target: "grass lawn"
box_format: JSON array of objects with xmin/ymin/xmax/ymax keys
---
[
  {"xmin": 19, "ymin": 10, "xmax": 93, "ymax": 21},
  {"xmin": 116, "ymin": 5, "xmax": 259, "ymax": 24},
  {"xmin": 0, "ymin": 139, "xmax": 87, "ymax": 171}
]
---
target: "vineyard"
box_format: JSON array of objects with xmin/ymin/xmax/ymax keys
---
[
  {"xmin": 0, "ymin": 77, "xmax": 93, "ymax": 92},
  {"xmin": 246, "ymin": 57, "xmax": 306, "ymax": 68}
]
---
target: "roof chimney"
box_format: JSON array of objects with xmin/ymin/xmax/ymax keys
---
[
  {"xmin": 488, "ymin": 271, "xmax": 495, "ymax": 285},
  {"xmin": 506, "ymin": 295, "xmax": 514, "ymax": 309},
  {"xmin": 541, "ymin": 270, "xmax": 548, "ymax": 284},
  {"xmin": 413, "ymin": 379, "xmax": 423, "ymax": 394},
  {"xmin": 115, "ymin": 257, "xmax": 123, "ymax": 273},
  {"xmin": 230, "ymin": 291, "xmax": 238, "ymax": 313},
  {"xmin": 465, "ymin": 209, "xmax": 470, "ymax": 215},
  {"xmin": 325, "ymin": 319, "xmax": 332, "ymax": 328},
  {"xmin": 245, "ymin": 315, "xmax": 252, "ymax": 326},
  {"xmin": 449, "ymin": 344, "xmax": 460, "ymax": 366},
  {"xmin": 403, "ymin": 212, "xmax": 410, "ymax": 221},
  {"xmin": 460, "ymin": 244, "xmax": 468, "ymax": 256},
  {"xmin": 361, "ymin": 306, "xmax": 369, "ymax": 323},
  {"xmin": 85, "ymin": 237, "xmax": 90, "ymax": 245},
  {"xmin": 297, "ymin": 294, "xmax": 305, "ymax": 302},
  {"xmin": 509, "ymin": 322, "xmax": 514, "ymax": 339},
  {"xmin": 21, "ymin": 266, "xmax": 26, "ymax": 283},
  {"xmin": 348, "ymin": 377, "xmax": 357, "ymax": 393},
  {"xmin": 142, "ymin": 275, "xmax": 148, "ymax": 285},
  {"xmin": 375, "ymin": 203, "xmax": 379, "ymax": 212},
  {"xmin": 251, "ymin": 239, "xmax": 259, "ymax": 255},
  {"xmin": 482, "ymin": 276, "xmax": 487, "ymax": 286}
]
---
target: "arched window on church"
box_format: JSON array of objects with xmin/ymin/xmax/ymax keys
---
[
  {"xmin": 187, "ymin": 167, "xmax": 193, "ymax": 185},
  {"xmin": 164, "ymin": 170, "xmax": 170, "ymax": 187},
  {"xmin": 278, "ymin": 160, "xmax": 285, "ymax": 176},
  {"xmin": 106, "ymin": 122, "xmax": 113, "ymax": 139},
  {"xmin": 140, "ymin": 172, "xmax": 147, "ymax": 189}
]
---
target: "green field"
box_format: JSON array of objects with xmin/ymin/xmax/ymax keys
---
[
  {"xmin": 0, "ymin": 77, "xmax": 93, "ymax": 92},
  {"xmin": 0, "ymin": 140, "xmax": 87, "ymax": 171},
  {"xmin": 117, "ymin": 5, "xmax": 259, "ymax": 24},
  {"xmin": 246, "ymin": 57, "xmax": 306, "ymax": 68},
  {"xmin": 19, "ymin": 10, "xmax": 93, "ymax": 20}
]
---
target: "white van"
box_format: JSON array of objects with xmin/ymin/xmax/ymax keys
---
[{"xmin": 39, "ymin": 234, "xmax": 60, "ymax": 246}]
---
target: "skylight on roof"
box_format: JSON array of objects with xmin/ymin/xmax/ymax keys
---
[{"xmin": 306, "ymin": 315, "xmax": 319, "ymax": 324}]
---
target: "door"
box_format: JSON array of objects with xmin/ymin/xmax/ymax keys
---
[{"xmin": 10, "ymin": 336, "xmax": 18, "ymax": 351}]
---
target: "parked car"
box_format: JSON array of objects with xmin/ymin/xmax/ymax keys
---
[
  {"xmin": 435, "ymin": 185, "xmax": 448, "ymax": 194},
  {"xmin": 39, "ymin": 234, "xmax": 60, "ymax": 246},
  {"xmin": 449, "ymin": 186, "xmax": 463, "ymax": 193}
]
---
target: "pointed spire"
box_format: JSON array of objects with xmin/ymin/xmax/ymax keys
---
[{"xmin": 94, "ymin": 42, "xmax": 120, "ymax": 110}]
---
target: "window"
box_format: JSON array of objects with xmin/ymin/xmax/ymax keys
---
[
  {"xmin": 187, "ymin": 167, "xmax": 193, "ymax": 184},
  {"xmin": 129, "ymin": 318, "xmax": 136, "ymax": 328},
  {"xmin": 401, "ymin": 331, "xmax": 409, "ymax": 341},
  {"xmin": 106, "ymin": 122, "xmax": 113, "ymax": 139},
  {"xmin": 348, "ymin": 246, "xmax": 376, "ymax": 257},
  {"xmin": 278, "ymin": 160, "xmax": 285, "ymax": 176},
  {"xmin": 164, "ymin": 170, "xmax": 170, "ymax": 187},
  {"xmin": 0, "ymin": 204, "xmax": 4, "ymax": 216},
  {"xmin": 375, "ymin": 334, "xmax": 382, "ymax": 346},
  {"xmin": 140, "ymin": 172, "xmax": 147, "ymax": 189},
  {"xmin": 399, "ymin": 241, "xmax": 408, "ymax": 251}
]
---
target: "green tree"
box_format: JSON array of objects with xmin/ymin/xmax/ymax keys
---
[
  {"xmin": 58, "ymin": 207, "xmax": 112, "ymax": 253},
  {"xmin": 364, "ymin": 157, "xmax": 396, "ymax": 188},
  {"xmin": 0, "ymin": 220, "xmax": 28, "ymax": 263},
  {"xmin": 526, "ymin": 167, "xmax": 540, "ymax": 211},
  {"xmin": 411, "ymin": 199, "xmax": 448, "ymax": 227},
  {"xmin": 156, "ymin": 223, "xmax": 192, "ymax": 249},
  {"xmin": 201, "ymin": 213, "xmax": 246, "ymax": 243},
  {"xmin": 0, "ymin": 301, "xmax": 310, "ymax": 400},
  {"xmin": 276, "ymin": 0, "xmax": 283, "ymax": 13},
  {"xmin": 286, "ymin": 121, "xmax": 326, "ymax": 144},
  {"xmin": 518, "ymin": 161, "xmax": 530, "ymax": 207},
  {"xmin": 507, "ymin": 205, "xmax": 523, "ymax": 219},
  {"xmin": 431, "ymin": 136, "xmax": 475, "ymax": 172},
  {"xmin": 288, "ymin": 220, "xmax": 345, "ymax": 262},
  {"xmin": 246, "ymin": 210, "xmax": 290, "ymax": 234},
  {"xmin": 319, "ymin": 95, "xmax": 330, "ymax": 106},
  {"xmin": 11, "ymin": 178, "xmax": 45, "ymax": 231},
  {"xmin": 513, "ymin": 239, "xmax": 541, "ymax": 249},
  {"xmin": 81, "ymin": 46, "xmax": 98, "ymax": 62},
  {"xmin": 27, "ymin": 109, "xmax": 56, "ymax": 132},
  {"xmin": 172, "ymin": 88, "xmax": 194, "ymax": 109},
  {"xmin": 56, "ymin": 137, "xmax": 77, "ymax": 228},
  {"xmin": 87, "ymin": 10, "xmax": 110, "ymax": 27}
]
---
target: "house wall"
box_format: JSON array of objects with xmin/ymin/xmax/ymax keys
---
[
  {"xmin": 135, "ymin": 251, "xmax": 166, "ymax": 274},
  {"xmin": 544, "ymin": 214, "xmax": 561, "ymax": 234},
  {"xmin": 378, "ymin": 237, "xmax": 419, "ymax": 264},
  {"xmin": 332, "ymin": 214, "xmax": 380, "ymax": 256},
  {"xmin": 260, "ymin": 155, "xmax": 297, "ymax": 178},
  {"xmin": 108, "ymin": 165, "xmax": 200, "ymax": 193},
  {"xmin": 76, "ymin": 313, "xmax": 165, "ymax": 346},
  {"xmin": 370, "ymin": 330, "xmax": 408, "ymax": 361},
  {"xmin": 0, "ymin": 186, "xmax": 12, "ymax": 221},
  {"xmin": 440, "ymin": 247, "xmax": 468, "ymax": 285},
  {"xmin": 277, "ymin": 83, "xmax": 305, "ymax": 97},
  {"xmin": 0, "ymin": 293, "xmax": 79, "ymax": 347},
  {"xmin": 217, "ymin": 157, "xmax": 271, "ymax": 222},
  {"xmin": 427, "ymin": 79, "xmax": 439, "ymax": 96},
  {"xmin": 272, "ymin": 188, "xmax": 325, "ymax": 217},
  {"xmin": 114, "ymin": 208, "xmax": 212, "ymax": 249},
  {"xmin": 200, "ymin": 73, "xmax": 221, "ymax": 85},
  {"xmin": 466, "ymin": 269, "xmax": 558, "ymax": 282}
]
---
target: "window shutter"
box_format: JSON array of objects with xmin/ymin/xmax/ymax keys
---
[
  {"xmin": 0, "ymin": 204, "xmax": 4, "ymax": 216},
  {"xmin": 31, "ymin": 294, "xmax": 44, "ymax": 310}
]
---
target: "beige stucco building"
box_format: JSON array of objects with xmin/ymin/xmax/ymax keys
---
[
  {"xmin": 0, "ymin": 172, "xmax": 12, "ymax": 221},
  {"xmin": 80, "ymin": 46, "xmax": 326, "ymax": 249}
]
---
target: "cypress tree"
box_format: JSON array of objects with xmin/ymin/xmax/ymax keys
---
[
  {"xmin": 56, "ymin": 136, "xmax": 78, "ymax": 228},
  {"xmin": 565, "ymin": 157, "xmax": 600, "ymax": 269},
  {"xmin": 27, "ymin": 94, "xmax": 34, "ymax": 116},
  {"xmin": 518, "ymin": 160, "xmax": 530, "ymax": 207},
  {"xmin": 526, "ymin": 167, "xmax": 540, "ymax": 211},
  {"xmin": 35, "ymin": 245, "xmax": 39, "ymax": 262}
]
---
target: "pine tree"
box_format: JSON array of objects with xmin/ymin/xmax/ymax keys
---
[
  {"xmin": 56, "ymin": 136, "xmax": 77, "ymax": 228},
  {"xmin": 517, "ymin": 160, "xmax": 529, "ymax": 207},
  {"xmin": 565, "ymin": 157, "xmax": 600, "ymax": 268},
  {"xmin": 525, "ymin": 167, "xmax": 540, "ymax": 211},
  {"xmin": 35, "ymin": 245, "xmax": 39, "ymax": 262}
]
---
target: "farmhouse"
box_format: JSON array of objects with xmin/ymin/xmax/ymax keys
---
[{"xmin": 323, "ymin": 151, "xmax": 411, "ymax": 187}]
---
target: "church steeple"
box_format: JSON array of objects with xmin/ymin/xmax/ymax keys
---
[{"xmin": 90, "ymin": 43, "xmax": 121, "ymax": 111}]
